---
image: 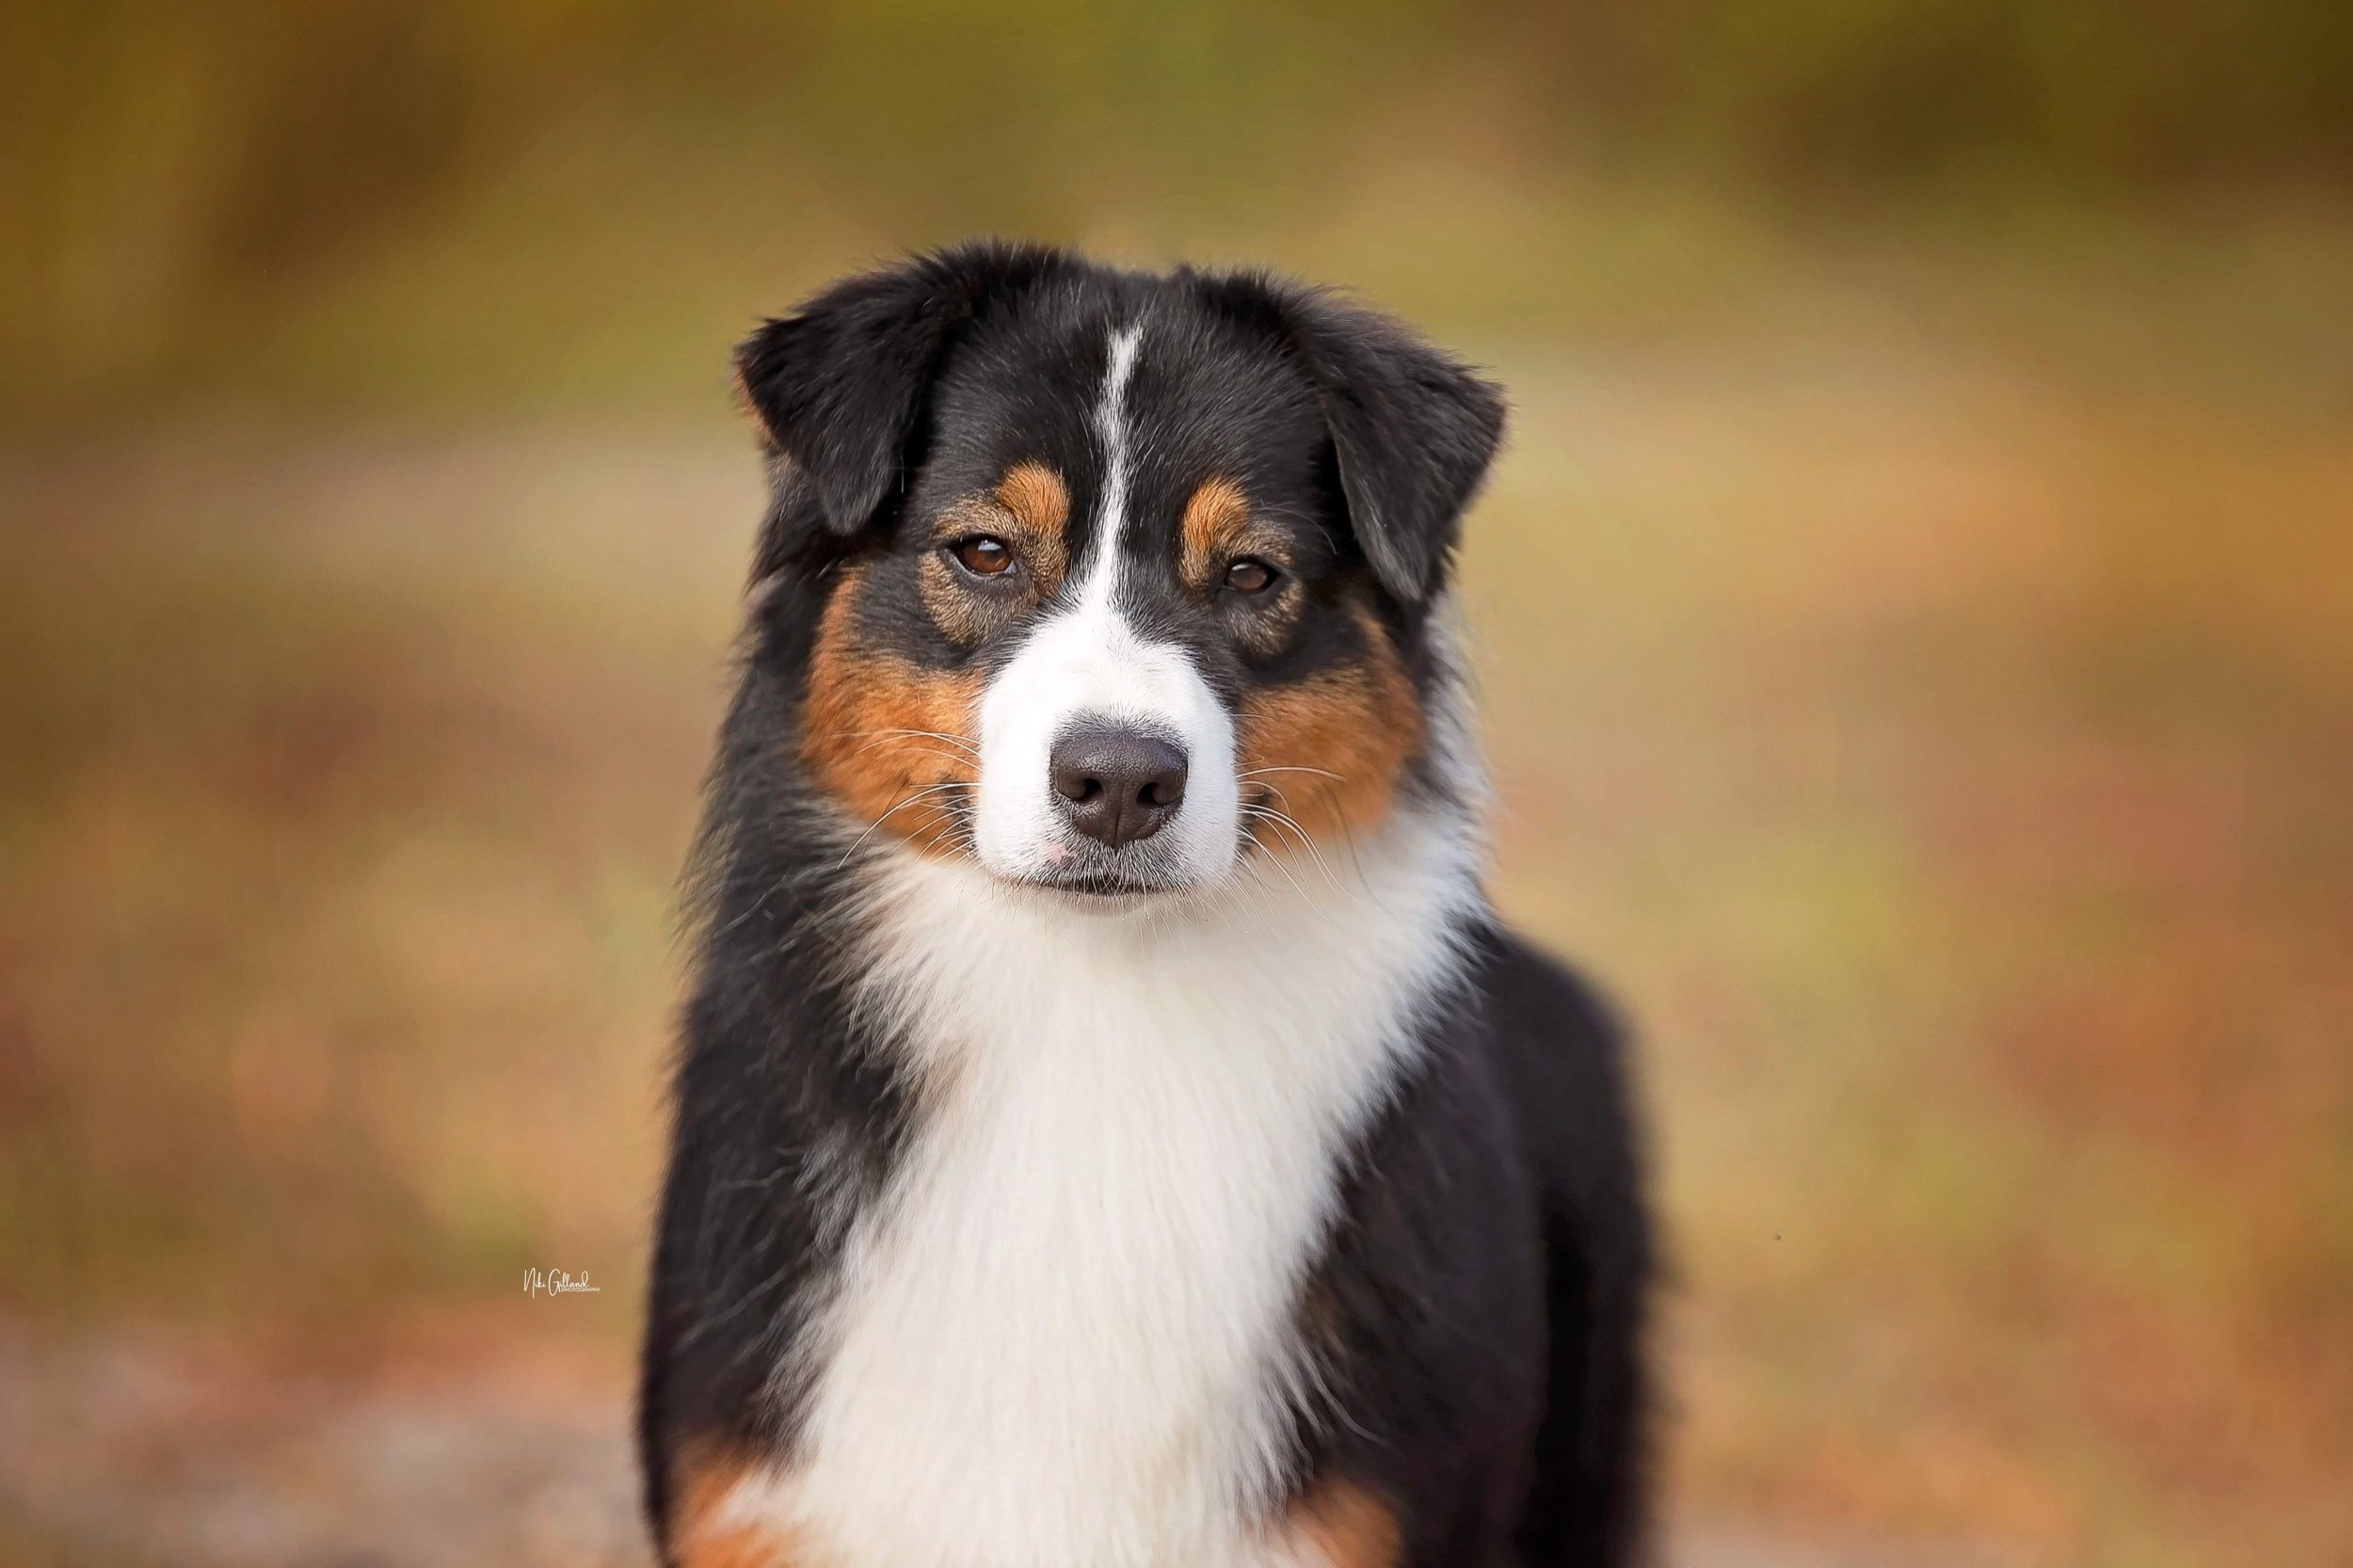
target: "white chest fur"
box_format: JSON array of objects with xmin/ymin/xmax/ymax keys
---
[{"xmin": 717, "ymin": 814, "xmax": 1481, "ymax": 1568}]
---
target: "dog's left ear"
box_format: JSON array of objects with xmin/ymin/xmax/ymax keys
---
[
  {"xmin": 1198, "ymin": 274, "xmax": 1507, "ymax": 604},
  {"xmin": 735, "ymin": 241, "xmax": 1070, "ymax": 544}
]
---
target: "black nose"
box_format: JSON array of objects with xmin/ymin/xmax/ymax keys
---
[{"xmin": 1049, "ymin": 726, "xmax": 1189, "ymax": 847}]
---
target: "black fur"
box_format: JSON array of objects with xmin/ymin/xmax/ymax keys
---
[
  {"xmin": 1189, "ymin": 271, "xmax": 1508, "ymax": 605},
  {"xmin": 1283, "ymin": 928, "xmax": 1651, "ymax": 1564},
  {"xmin": 640, "ymin": 243, "xmax": 1652, "ymax": 1566},
  {"xmin": 734, "ymin": 243, "xmax": 1079, "ymax": 541}
]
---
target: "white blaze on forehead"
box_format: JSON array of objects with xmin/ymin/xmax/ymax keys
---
[
  {"xmin": 1077, "ymin": 322, "xmax": 1145, "ymax": 608},
  {"xmin": 968, "ymin": 320, "xmax": 1243, "ymax": 888}
]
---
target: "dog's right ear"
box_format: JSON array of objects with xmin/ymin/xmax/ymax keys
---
[{"xmin": 735, "ymin": 242, "xmax": 1068, "ymax": 561}]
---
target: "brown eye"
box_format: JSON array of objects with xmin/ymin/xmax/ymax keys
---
[
  {"xmin": 1224, "ymin": 557, "xmax": 1278, "ymax": 596},
  {"xmin": 951, "ymin": 536, "xmax": 1016, "ymax": 578}
]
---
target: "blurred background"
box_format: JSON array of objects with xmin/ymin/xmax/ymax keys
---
[{"xmin": 3, "ymin": 3, "xmax": 2349, "ymax": 1564}]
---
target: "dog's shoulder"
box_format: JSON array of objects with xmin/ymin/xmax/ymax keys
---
[{"xmin": 1464, "ymin": 923, "xmax": 1647, "ymax": 1209}]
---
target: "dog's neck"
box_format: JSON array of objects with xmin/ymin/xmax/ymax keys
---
[{"xmin": 849, "ymin": 801, "xmax": 1488, "ymax": 1086}]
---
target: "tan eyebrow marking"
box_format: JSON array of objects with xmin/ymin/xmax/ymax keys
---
[
  {"xmin": 996, "ymin": 459, "xmax": 1070, "ymax": 542},
  {"xmin": 928, "ymin": 460, "xmax": 1073, "ymax": 600},
  {"xmin": 1179, "ymin": 475, "xmax": 1256, "ymax": 591},
  {"xmin": 1179, "ymin": 473, "xmax": 1305, "ymax": 654}
]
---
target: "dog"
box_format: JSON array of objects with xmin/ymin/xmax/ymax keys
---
[{"xmin": 638, "ymin": 242, "xmax": 1652, "ymax": 1568}]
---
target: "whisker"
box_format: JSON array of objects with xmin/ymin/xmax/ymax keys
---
[
  {"xmin": 1236, "ymin": 847, "xmax": 1302, "ymax": 912},
  {"xmin": 1312, "ymin": 778, "xmax": 1375, "ymax": 888},
  {"xmin": 890, "ymin": 747, "xmax": 982, "ymax": 776},
  {"xmin": 1238, "ymin": 765, "xmax": 1345, "ymax": 782},
  {"xmin": 835, "ymin": 782, "xmax": 970, "ymax": 869},
  {"xmin": 1241, "ymin": 819, "xmax": 1315, "ymax": 903},
  {"xmin": 1245, "ymin": 780, "xmax": 1298, "ymax": 813},
  {"xmin": 1243, "ymin": 803, "xmax": 1355, "ymax": 902},
  {"xmin": 824, "ymin": 728, "xmax": 983, "ymax": 759}
]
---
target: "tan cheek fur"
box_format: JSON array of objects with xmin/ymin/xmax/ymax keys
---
[
  {"xmin": 1239, "ymin": 603, "xmax": 1423, "ymax": 847},
  {"xmin": 801, "ymin": 564, "xmax": 980, "ymax": 853}
]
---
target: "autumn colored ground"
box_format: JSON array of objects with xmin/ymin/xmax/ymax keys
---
[{"xmin": 3, "ymin": 248, "xmax": 2349, "ymax": 1563}]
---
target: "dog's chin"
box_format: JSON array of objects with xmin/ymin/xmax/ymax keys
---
[{"xmin": 979, "ymin": 846, "xmax": 1217, "ymax": 912}]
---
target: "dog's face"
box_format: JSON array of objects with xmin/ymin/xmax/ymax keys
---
[{"xmin": 736, "ymin": 245, "xmax": 1503, "ymax": 902}]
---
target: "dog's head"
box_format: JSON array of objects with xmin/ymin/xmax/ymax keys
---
[{"xmin": 736, "ymin": 243, "xmax": 1503, "ymax": 904}]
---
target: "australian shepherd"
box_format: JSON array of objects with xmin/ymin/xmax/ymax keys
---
[{"xmin": 638, "ymin": 243, "xmax": 1653, "ymax": 1568}]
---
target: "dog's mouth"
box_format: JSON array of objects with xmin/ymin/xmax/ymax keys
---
[
  {"xmin": 1013, "ymin": 866, "xmax": 1191, "ymax": 902},
  {"xmin": 1000, "ymin": 838, "xmax": 1208, "ymax": 903}
]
